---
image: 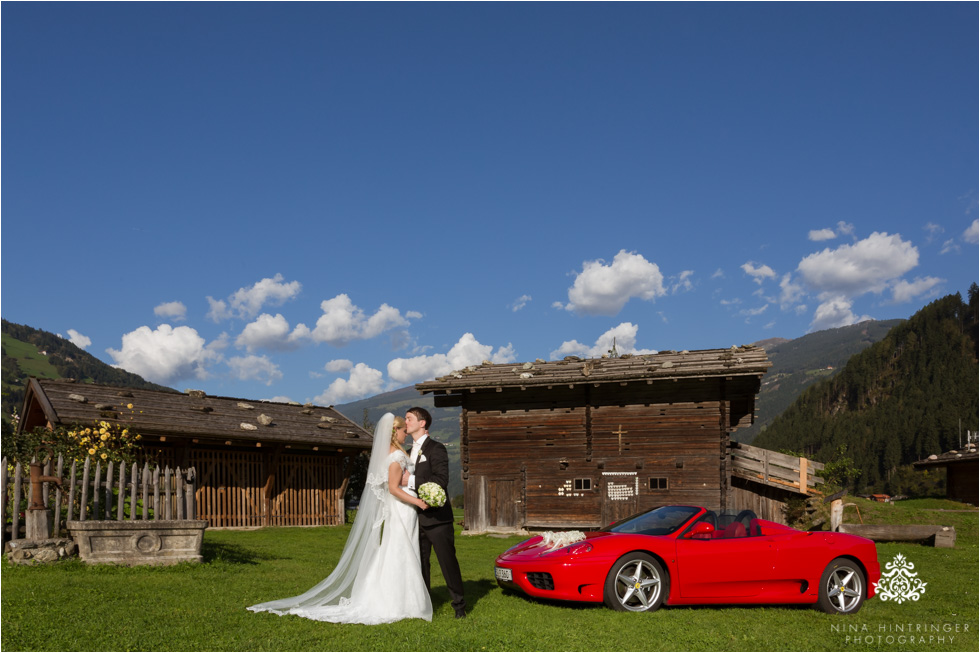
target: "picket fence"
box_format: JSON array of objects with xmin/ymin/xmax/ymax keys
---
[{"xmin": 1, "ymin": 455, "xmax": 197, "ymax": 543}]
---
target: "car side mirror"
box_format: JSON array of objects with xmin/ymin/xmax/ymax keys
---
[{"xmin": 684, "ymin": 522, "xmax": 715, "ymax": 539}]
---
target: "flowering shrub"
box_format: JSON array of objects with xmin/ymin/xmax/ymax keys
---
[{"xmin": 1, "ymin": 405, "xmax": 145, "ymax": 466}]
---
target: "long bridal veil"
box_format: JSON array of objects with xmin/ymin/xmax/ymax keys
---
[{"xmin": 248, "ymin": 413, "xmax": 395, "ymax": 615}]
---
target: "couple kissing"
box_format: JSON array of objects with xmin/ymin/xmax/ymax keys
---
[{"xmin": 248, "ymin": 407, "xmax": 464, "ymax": 624}]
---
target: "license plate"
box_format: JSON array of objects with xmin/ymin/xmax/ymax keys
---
[{"xmin": 495, "ymin": 566, "xmax": 513, "ymax": 582}]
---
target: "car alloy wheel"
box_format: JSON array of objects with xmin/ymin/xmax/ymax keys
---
[
  {"xmin": 603, "ymin": 552, "xmax": 668, "ymax": 612},
  {"xmin": 817, "ymin": 557, "xmax": 866, "ymax": 614}
]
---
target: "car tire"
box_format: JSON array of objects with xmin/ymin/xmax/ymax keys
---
[
  {"xmin": 816, "ymin": 557, "xmax": 866, "ymax": 615},
  {"xmin": 603, "ymin": 552, "xmax": 668, "ymax": 612}
]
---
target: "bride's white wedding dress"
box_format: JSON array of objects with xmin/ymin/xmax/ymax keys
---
[{"xmin": 248, "ymin": 415, "xmax": 432, "ymax": 624}]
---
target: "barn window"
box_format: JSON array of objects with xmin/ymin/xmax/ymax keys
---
[
  {"xmin": 574, "ymin": 478, "xmax": 592, "ymax": 491},
  {"xmin": 649, "ymin": 477, "xmax": 669, "ymax": 491}
]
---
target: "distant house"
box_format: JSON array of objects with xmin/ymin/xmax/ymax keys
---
[
  {"xmin": 416, "ymin": 347, "xmax": 823, "ymax": 532},
  {"xmin": 18, "ymin": 378, "xmax": 372, "ymax": 527},
  {"xmin": 913, "ymin": 443, "xmax": 979, "ymax": 505}
]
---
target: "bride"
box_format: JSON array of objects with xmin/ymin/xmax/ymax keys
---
[{"xmin": 248, "ymin": 413, "xmax": 433, "ymax": 623}]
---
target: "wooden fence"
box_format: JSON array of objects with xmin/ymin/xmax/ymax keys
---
[
  {"xmin": 730, "ymin": 442, "xmax": 825, "ymax": 493},
  {"xmin": 2, "ymin": 455, "xmax": 197, "ymax": 543}
]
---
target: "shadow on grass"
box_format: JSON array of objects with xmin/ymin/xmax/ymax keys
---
[
  {"xmin": 201, "ymin": 541, "xmax": 285, "ymax": 565},
  {"xmin": 428, "ymin": 579, "xmax": 505, "ymax": 613}
]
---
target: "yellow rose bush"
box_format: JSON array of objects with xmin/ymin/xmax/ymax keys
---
[{"xmin": 2, "ymin": 411, "xmax": 145, "ymax": 467}]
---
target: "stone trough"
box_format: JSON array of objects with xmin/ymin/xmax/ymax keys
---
[{"xmin": 68, "ymin": 519, "xmax": 209, "ymax": 565}]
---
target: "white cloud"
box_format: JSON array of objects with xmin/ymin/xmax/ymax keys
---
[
  {"xmin": 711, "ymin": 268, "xmax": 725, "ymax": 280},
  {"xmin": 890, "ymin": 276, "xmax": 945, "ymax": 304},
  {"xmin": 511, "ymin": 295, "xmax": 532, "ymax": 312},
  {"xmin": 107, "ymin": 325, "xmax": 221, "ymax": 385},
  {"xmin": 964, "ymin": 218, "xmax": 979, "ymax": 244},
  {"xmin": 66, "ymin": 329, "xmax": 91, "ymax": 349},
  {"xmin": 325, "ymin": 359, "xmax": 354, "ymax": 373},
  {"xmin": 797, "ymin": 232, "xmax": 919, "ymax": 299},
  {"xmin": 227, "ymin": 355, "xmax": 283, "ymax": 386},
  {"xmin": 154, "ymin": 301, "xmax": 187, "ymax": 321},
  {"xmin": 550, "ymin": 322, "xmax": 657, "ymax": 359},
  {"xmin": 923, "ymin": 222, "xmax": 944, "ymax": 243},
  {"xmin": 671, "ymin": 270, "xmax": 695, "ymax": 294},
  {"xmin": 265, "ymin": 395, "xmax": 294, "ymax": 404},
  {"xmin": 315, "ymin": 363, "xmax": 386, "ymax": 405},
  {"xmin": 720, "ymin": 298, "xmax": 742, "ymax": 306},
  {"xmin": 565, "ymin": 250, "xmax": 666, "ymax": 316},
  {"xmin": 940, "ymin": 238, "xmax": 959, "ymax": 255},
  {"xmin": 207, "ymin": 274, "xmax": 301, "ymax": 321},
  {"xmin": 836, "ymin": 221, "xmax": 856, "ymax": 238},
  {"xmin": 778, "ymin": 273, "xmax": 805, "ymax": 309},
  {"xmin": 387, "ymin": 333, "xmax": 516, "ymax": 385},
  {"xmin": 406, "ymin": 310, "xmax": 424, "ymax": 320},
  {"xmin": 740, "ymin": 305, "xmax": 769, "ymax": 318},
  {"xmin": 808, "ymin": 228, "xmax": 837, "ymax": 241},
  {"xmin": 810, "ymin": 297, "xmax": 873, "ymax": 331},
  {"xmin": 235, "ymin": 313, "xmax": 310, "ymax": 352},
  {"xmin": 741, "ymin": 262, "xmax": 777, "ymax": 285},
  {"xmin": 311, "ymin": 294, "xmax": 413, "ymax": 346},
  {"xmin": 551, "ymin": 301, "xmax": 565, "ymax": 310}
]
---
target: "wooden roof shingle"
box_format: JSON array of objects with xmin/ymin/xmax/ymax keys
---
[
  {"xmin": 19, "ymin": 378, "xmax": 372, "ymax": 450},
  {"xmin": 416, "ymin": 345, "xmax": 771, "ymax": 395}
]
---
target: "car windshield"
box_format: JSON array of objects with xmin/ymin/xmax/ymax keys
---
[{"xmin": 601, "ymin": 506, "xmax": 701, "ymax": 536}]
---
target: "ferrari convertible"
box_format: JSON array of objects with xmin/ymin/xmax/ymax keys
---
[{"xmin": 494, "ymin": 505, "xmax": 880, "ymax": 614}]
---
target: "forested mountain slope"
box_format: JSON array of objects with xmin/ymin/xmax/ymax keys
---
[
  {"xmin": 740, "ymin": 319, "xmax": 902, "ymax": 443},
  {"xmin": 2, "ymin": 320, "xmax": 175, "ymax": 418},
  {"xmin": 753, "ymin": 287, "xmax": 979, "ymax": 492}
]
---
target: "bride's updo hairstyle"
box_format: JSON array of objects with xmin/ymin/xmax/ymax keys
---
[{"xmin": 390, "ymin": 416, "xmax": 406, "ymax": 447}]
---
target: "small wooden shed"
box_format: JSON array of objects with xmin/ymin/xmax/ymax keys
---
[
  {"xmin": 18, "ymin": 378, "xmax": 372, "ymax": 528},
  {"xmin": 913, "ymin": 443, "xmax": 979, "ymax": 505},
  {"xmin": 416, "ymin": 347, "xmax": 773, "ymax": 533}
]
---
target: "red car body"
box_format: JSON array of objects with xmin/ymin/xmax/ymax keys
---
[{"xmin": 495, "ymin": 505, "xmax": 881, "ymax": 614}]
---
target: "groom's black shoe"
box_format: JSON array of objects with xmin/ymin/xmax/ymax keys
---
[{"xmin": 454, "ymin": 608, "xmax": 466, "ymax": 619}]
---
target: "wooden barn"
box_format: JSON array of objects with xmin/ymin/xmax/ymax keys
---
[
  {"xmin": 417, "ymin": 346, "xmax": 784, "ymax": 533},
  {"xmin": 913, "ymin": 443, "xmax": 979, "ymax": 505},
  {"xmin": 17, "ymin": 378, "xmax": 372, "ymax": 528}
]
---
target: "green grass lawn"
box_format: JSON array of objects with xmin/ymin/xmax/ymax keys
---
[{"xmin": 2, "ymin": 501, "xmax": 977, "ymax": 651}]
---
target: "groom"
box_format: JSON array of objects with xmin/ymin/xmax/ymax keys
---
[{"xmin": 404, "ymin": 406, "xmax": 466, "ymax": 619}]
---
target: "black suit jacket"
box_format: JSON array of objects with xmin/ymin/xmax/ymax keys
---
[{"xmin": 414, "ymin": 436, "xmax": 454, "ymax": 526}]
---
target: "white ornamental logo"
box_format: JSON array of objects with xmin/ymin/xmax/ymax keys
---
[{"xmin": 874, "ymin": 553, "xmax": 927, "ymax": 603}]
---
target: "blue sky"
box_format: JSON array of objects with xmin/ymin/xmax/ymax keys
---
[{"xmin": 2, "ymin": 2, "xmax": 977, "ymax": 407}]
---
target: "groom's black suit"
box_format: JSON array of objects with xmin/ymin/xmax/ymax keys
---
[{"xmin": 414, "ymin": 436, "xmax": 466, "ymax": 614}]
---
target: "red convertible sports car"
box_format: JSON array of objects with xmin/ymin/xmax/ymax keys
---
[{"xmin": 494, "ymin": 505, "xmax": 880, "ymax": 614}]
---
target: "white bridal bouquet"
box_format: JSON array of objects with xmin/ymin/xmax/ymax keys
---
[{"xmin": 418, "ymin": 482, "xmax": 447, "ymax": 508}]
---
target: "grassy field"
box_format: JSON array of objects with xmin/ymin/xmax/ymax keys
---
[{"xmin": 2, "ymin": 499, "xmax": 977, "ymax": 651}]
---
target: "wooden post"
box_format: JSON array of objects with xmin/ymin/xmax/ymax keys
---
[
  {"xmin": 152, "ymin": 467, "xmax": 161, "ymax": 520},
  {"xmin": 81, "ymin": 458, "xmax": 92, "ymax": 521},
  {"xmin": 0, "ymin": 459, "xmax": 8, "ymax": 545},
  {"xmin": 799, "ymin": 457, "xmax": 808, "ymax": 492},
  {"xmin": 141, "ymin": 463, "xmax": 150, "ymax": 520},
  {"xmin": 830, "ymin": 499, "xmax": 844, "ymax": 532},
  {"xmin": 117, "ymin": 463, "xmax": 126, "ymax": 521},
  {"xmin": 67, "ymin": 460, "xmax": 78, "ymax": 523},
  {"xmin": 176, "ymin": 467, "xmax": 185, "ymax": 520},
  {"xmin": 53, "ymin": 455, "xmax": 64, "ymax": 537},
  {"xmin": 12, "ymin": 463, "xmax": 23, "ymax": 542},
  {"xmin": 105, "ymin": 461, "xmax": 115, "ymax": 520},
  {"xmin": 185, "ymin": 467, "xmax": 196, "ymax": 520},
  {"xmin": 129, "ymin": 463, "xmax": 138, "ymax": 521},
  {"xmin": 165, "ymin": 466, "xmax": 172, "ymax": 520}
]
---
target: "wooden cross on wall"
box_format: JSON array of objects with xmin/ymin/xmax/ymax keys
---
[{"xmin": 613, "ymin": 425, "xmax": 628, "ymax": 454}]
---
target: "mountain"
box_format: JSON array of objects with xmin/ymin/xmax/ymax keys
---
[
  {"xmin": 753, "ymin": 288, "xmax": 979, "ymax": 492},
  {"xmin": 739, "ymin": 319, "xmax": 904, "ymax": 443},
  {"xmin": 1, "ymin": 320, "xmax": 176, "ymax": 419}
]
